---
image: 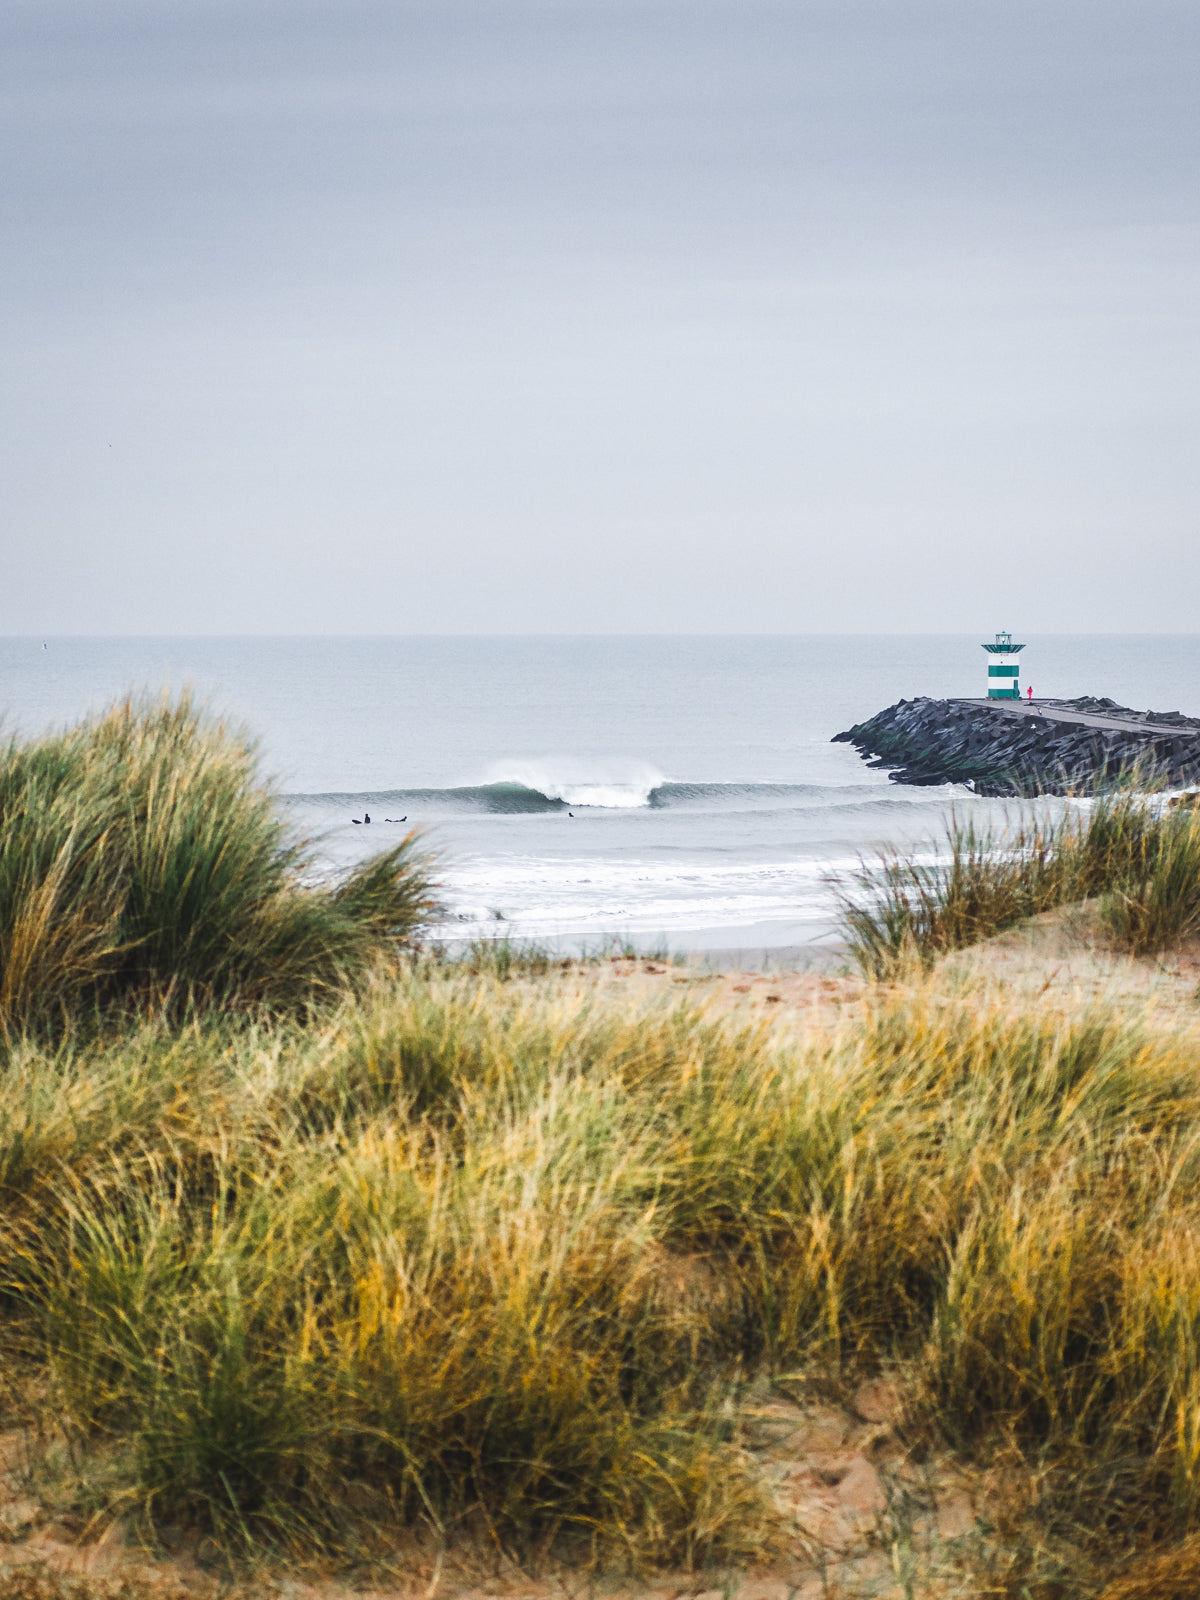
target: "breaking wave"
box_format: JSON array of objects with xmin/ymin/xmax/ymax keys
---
[
  {"xmin": 287, "ymin": 775, "xmax": 967, "ymax": 816},
  {"xmin": 476, "ymin": 761, "xmax": 664, "ymax": 810}
]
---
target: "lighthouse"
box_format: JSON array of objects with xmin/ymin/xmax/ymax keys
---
[{"xmin": 983, "ymin": 630, "xmax": 1024, "ymax": 699}]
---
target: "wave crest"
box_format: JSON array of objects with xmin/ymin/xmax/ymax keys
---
[{"xmin": 479, "ymin": 760, "xmax": 664, "ymax": 810}]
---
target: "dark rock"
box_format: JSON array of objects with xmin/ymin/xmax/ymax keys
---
[{"xmin": 832, "ymin": 696, "xmax": 1200, "ymax": 795}]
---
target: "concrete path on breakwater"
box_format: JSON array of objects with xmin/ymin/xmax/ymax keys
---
[{"xmin": 951, "ymin": 700, "xmax": 1200, "ymax": 740}]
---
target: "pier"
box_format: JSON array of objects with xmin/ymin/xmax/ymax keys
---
[{"xmin": 834, "ymin": 695, "xmax": 1200, "ymax": 795}]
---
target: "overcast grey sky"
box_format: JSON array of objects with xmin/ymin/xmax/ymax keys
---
[{"xmin": 2, "ymin": 0, "xmax": 1197, "ymax": 634}]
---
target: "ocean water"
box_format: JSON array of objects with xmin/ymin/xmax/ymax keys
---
[{"xmin": 4, "ymin": 635, "xmax": 1198, "ymax": 957}]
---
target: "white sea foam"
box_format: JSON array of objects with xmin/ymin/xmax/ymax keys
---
[
  {"xmin": 478, "ymin": 758, "xmax": 665, "ymax": 809},
  {"xmin": 438, "ymin": 852, "xmax": 857, "ymax": 937}
]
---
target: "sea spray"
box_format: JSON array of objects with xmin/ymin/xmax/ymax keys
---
[{"xmin": 478, "ymin": 758, "xmax": 666, "ymax": 809}]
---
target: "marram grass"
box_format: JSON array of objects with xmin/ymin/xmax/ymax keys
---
[
  {"xmin": 0, "ymin": 694, "xmax": 439, "ymax": 1033},
  {"xmin": 840, "ymin": 786, "xmax": 1200, "ymax": 973},
  {"xmin": 5, "ymin": 969, "xmax": 1200, "ymax": 1583}
]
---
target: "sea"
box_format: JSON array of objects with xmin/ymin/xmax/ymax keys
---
[{"xmin": 4, "ymin": 635, "xmax": 1198, "ymax": 964}]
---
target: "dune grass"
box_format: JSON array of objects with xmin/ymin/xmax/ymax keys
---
[
  {"xmin": 7, "ymin": 701, "xmax": 1200, "ymax": 1588},
  {"xmin": 840, "ymin": 788, "xmax": 1200, "ymax": 973},
  {"xmin": 0, "ymin": 695, "xmax": 439, "ymax": 1034},
  {"xmin": 3, "ymin": 966, "xmax": 1200, "ymax": 1587}
]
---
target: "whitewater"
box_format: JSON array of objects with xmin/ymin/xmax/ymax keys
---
[{"xmin": 5, "ymin": 634, "xmax": 1198, "ymax": 958}]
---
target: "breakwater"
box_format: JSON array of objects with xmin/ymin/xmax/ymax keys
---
[{"xmin": 833, "ymin": 696, "xmax": 1200, "ymax": 796}]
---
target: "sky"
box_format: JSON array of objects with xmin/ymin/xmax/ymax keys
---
[{"xmin": 2, "ymin": 0, "xmax": 1198, "ymax": 635}]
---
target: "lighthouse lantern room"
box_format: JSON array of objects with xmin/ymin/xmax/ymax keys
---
[{"xmin": 983, "ymin": 630, "xmax": 1025, "ymax": 699}]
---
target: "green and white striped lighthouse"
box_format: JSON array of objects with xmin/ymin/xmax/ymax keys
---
[{"xmin": 983, "ymin": 630, "xmax": 1024, "ymax": 699}]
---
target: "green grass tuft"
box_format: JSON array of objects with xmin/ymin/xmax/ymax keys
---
[
  {"xmin": 0, "ymin": 695, "xmax": 440, "ymax": 1033},
  {"xmin": 840, "ymin": 788, "xmax": 1200, "ymax": 973}
]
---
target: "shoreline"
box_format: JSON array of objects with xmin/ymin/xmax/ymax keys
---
[{"xmin": 436, "ymin": 919, "xmax": 849, "ymax": 970}]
